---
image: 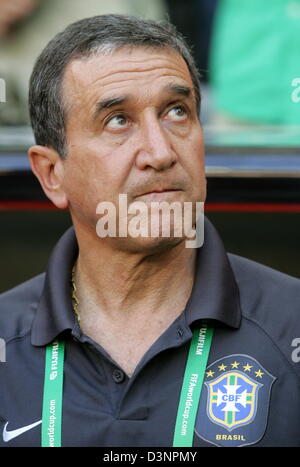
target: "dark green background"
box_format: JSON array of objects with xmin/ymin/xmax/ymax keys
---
[{"xmin": 0, "ymin": 210, "xmax": 299, "ymax": 294}]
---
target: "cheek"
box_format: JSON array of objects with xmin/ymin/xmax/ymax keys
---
[
  {"xmin": 63, "ymin": 146, "xmax": 128, "ymax": 209},
  {"xmin": 179, "ymin": 132, "xmax": 205, "ymax": 174},
  {"xmin": 180, "ymin": 132, "xmax": 206, "ymax": 199},
  {"xmin": 64, "ymin": 166, "xmax": 93, "ymax": 211}
]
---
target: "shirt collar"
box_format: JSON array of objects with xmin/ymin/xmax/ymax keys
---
[
  {"xmin": 31, "ymin": 227, "xmax": 78, "ymax": 346},
  {"xmin": 184, "ymin": 218, "xmax": 241, "ymax": 329},
  {"xmin": 31, "ymin": 218, "xmax": 241, "ymax": 347}
]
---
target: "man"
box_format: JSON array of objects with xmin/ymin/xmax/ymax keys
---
[{"xmin": 0, "ymin": 15, "xmax": 300, "ymax": 448}]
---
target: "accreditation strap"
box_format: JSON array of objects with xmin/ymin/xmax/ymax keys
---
[
  {"xmin": 41, "ymin": 340, "xmax": 65, "ymax": 447},
  {"xmin": 173, "ymin": 322, "xmax": 213, "ymax": 447},
  {"xmin": 41, "ymin": 323, "xmax": 212, "ymax": 447}
]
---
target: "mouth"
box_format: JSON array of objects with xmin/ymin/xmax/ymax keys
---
[
  {"xmin": 134, "ymin": 189, "xmax": 184, "ymax": 204},
  {"xmin": 138, "ymin": 188, "xmax": 183, "ymax": 196}
]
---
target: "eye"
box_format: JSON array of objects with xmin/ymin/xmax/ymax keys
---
[
  {"xmin": 166, "ymin": 105, "xmax": 188, "ymax": 122},
  {"xmin": 105, "ymin": 114, "xmax": 129, "ymax": 131}
]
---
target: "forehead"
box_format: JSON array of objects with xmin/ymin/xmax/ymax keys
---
[{"xmin": 62, "ymin": 47, "xmax": 195, "ymax": 110}]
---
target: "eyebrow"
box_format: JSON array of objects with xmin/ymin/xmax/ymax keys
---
[
  {"xmin": 93, "ymin": 96, "xmax": 128, "ymax": 121},
  {"xmin": 92, "ymin": 84, "xmax": 193, "ymax": 121},
  {"xmin": 162, "ymin": 83, "xmax": 192, "ymax": 99}
]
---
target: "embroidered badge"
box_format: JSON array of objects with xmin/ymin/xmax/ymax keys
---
[{"xmin": 195, "ymin": 354, "xmax": 276, "ymax": 447}]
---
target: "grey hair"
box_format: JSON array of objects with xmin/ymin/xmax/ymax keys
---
[{"xmin": 29, "ymin": 14, "xmax": 201, "ymax": 158}]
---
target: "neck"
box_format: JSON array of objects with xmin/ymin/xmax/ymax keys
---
[{"xmin": 73, "ymin": 227, "xmax": 197, "ymax": 322}]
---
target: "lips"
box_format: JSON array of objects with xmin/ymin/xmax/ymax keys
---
[
  {"xmin": 141, "ymin": 188, "xmax": 182, "ymax": 196},
  {"xmin": 134, "ymin": 189, "xmax": 184, "ymax": 203},
  {"xmin": 135, "ymin": 183, "xmax": 184, "ymax": 196}
]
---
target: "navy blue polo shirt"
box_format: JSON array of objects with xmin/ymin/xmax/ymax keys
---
[{"xmin": 0, "ymin": 219, "xmax": 300, "ymax": 447}]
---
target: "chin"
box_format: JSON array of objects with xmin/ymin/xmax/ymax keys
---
[{"xmin": 107, "ymin": 234, "xmax": 185, "ymax": 255}]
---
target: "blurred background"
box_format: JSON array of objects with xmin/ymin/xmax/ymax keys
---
[{"xmin": 1, "ymin": 0, "xmax": 300, "ymax": 292}]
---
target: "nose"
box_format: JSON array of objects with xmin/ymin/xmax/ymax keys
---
[{"xmin": 135, "ymin": 112, "xmax": 177, "ymax": 171}]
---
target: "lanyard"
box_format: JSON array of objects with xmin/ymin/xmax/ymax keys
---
[
  {"xmin": 41, "ymin": 340, "xmax": 65, "ymax": 447},
  {"xmin": 41, "ymin": 323, "xmax": 213, "ymax": 447},
  {"xmin": 173, "ymin": 322, "xmax": 213, "ymax": 446}
]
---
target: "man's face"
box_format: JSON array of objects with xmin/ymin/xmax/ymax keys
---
[{"xmin": 61, "ymin": 47, "xmax": 206, "ymax": 250}]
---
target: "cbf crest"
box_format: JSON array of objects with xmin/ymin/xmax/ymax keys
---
[{"xmin": 195, "ymin": 354, "xmax": 276, "ymax": 447}]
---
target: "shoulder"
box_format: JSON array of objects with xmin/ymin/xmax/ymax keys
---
[
  {"xmin": 0, "ymin": 274, "xmax": 45, "ymax": 342},
  {"xmin": 228, "ymin": 253, "xmax": 300, "ymax": 375},
  {"xmin": 228, "ymin": 253, "xmax": 300, "ymax": 311}
]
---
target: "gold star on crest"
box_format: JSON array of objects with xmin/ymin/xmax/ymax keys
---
[
  {"xmin": 231, "ymin": 361, "xmax": 240, "ymax": 369},
  {"xmin": 218, "ymin": 364, "xmax": 227, "ymax": 371},
  {"xmin": 243, "ymin": 364, "xmax": 253, "ymax": 372},
  {"xmin": 255, "ymin": 369, "xmax": 264, "ymax": 378},
  {"xmin": 206, "ymin": 370, "xmax": 215, "ymax": 378}
]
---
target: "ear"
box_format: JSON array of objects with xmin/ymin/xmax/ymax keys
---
[{"xmin": 28, "ymin": 145, "xmax": 68, "ymax": 209}]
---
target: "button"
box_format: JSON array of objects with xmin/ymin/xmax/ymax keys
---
[
  {"xmin": 177, "ymin": 327, "xmax": 184, "ymax": 338},
  {"xmin": 112, "ymin": 369, "xmax": 125, "ymax": 384}
]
